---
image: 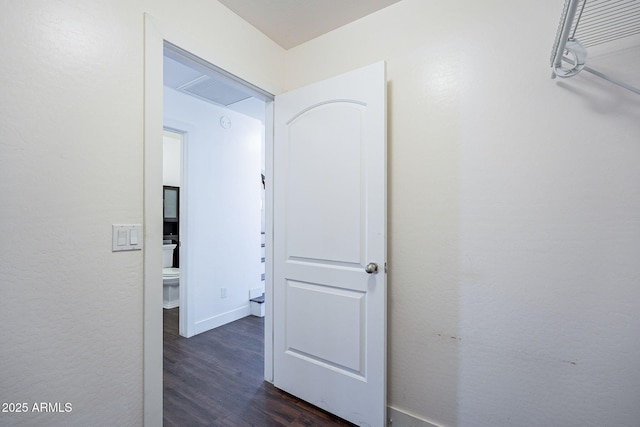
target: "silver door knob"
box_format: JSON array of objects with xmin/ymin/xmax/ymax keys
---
[{"xmin": 365, "ymin": 263, "xmax": 379, "ymax": 274}]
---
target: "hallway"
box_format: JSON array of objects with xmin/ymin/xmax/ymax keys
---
[{"xmin": 163, "ymin": 309, "xmax": 355, "ymax": 426}]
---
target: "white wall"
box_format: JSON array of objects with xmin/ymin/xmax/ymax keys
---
[
  {"xmin": 286, "ymin": 0, "xmax": 640, "ymax": 426},
  {"xmin": 0, "ymin": 1, "xmax": 284, "ymax": 425},
  {"xmin": 163, "ymin": 130, "xmax": 181, "ymax": 187},
  {"xmin": 164, "ymin": 87, "xmax": 262, "ymax": 335}
]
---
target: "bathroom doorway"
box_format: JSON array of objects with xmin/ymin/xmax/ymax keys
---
[
  {"xmin": 161, "ymin": 129, "xmax": 183, "ymax": 313},
  {"xmin": 162, "ymin": 43, "xmax": 271, "ymax": 338}
]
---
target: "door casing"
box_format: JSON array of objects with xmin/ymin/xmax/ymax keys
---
[{"xmin": 143, "ymin": 14, "xmax": 275, "ymax": 426}]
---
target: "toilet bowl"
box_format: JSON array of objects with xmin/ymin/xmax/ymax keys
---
[{"xmin": 162, "ymin": 244, "xmax": 180, "ymax": 309}]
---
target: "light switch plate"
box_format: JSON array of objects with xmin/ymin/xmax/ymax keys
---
[{"xmin": 112, "ymin": 224, "xmax": 143, "ymax": 252}]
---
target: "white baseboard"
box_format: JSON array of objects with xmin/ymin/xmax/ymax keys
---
[
  {"xmin": 387, "ymin": 406, "xmax": 441, "ymax": 427},
  {"xmin": 194, "ymin": 305, "xmax": 250, "ymax": 335}
]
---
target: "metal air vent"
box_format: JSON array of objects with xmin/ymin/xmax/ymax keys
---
[{"xmin": 178, "ymin": 75, "xmax": 252, "ymax": 106}]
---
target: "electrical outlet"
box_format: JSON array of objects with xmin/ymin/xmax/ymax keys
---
[{"xmin": 220, "ymin": 288, "xmax": 227, "ymax": 298}]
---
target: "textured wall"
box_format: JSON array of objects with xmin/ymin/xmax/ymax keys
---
[
  {"xmin": 286, "ymin": 0, "xmax": 640, "ymax": 425},
  {"xmin": 0, "ymin": 0, "xmax": 284, "ymax": 425}
]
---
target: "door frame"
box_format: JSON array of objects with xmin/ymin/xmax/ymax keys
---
[{"xmin": 143, "ymin": 14, "xmax": 275, "ymax": 426}]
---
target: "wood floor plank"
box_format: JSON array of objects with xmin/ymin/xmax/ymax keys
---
[{"xmin": 163, "ymin": 309, "xmax": 355, "ymax": 426}]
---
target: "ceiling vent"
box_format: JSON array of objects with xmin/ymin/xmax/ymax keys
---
[{"xmin": 178, "ymin": 75, "xmax": 251, "ymax": 106}]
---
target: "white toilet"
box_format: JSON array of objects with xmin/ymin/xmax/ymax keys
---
[{"xmin": 162, "ymin": 243, "xmax": 180, "ymax": 309}]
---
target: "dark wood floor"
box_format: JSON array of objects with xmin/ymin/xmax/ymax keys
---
[{"xmin": 163, "ymin": 308, "xmax": 355, "ymax": 426}]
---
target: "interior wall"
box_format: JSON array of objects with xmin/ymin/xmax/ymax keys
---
[
  {"xmin": 164, "ymin": 87, "xmax": 262, "ymax": 336},
  {"xmin": 286, "ymin": 0, "xmax": 640, "ymax": 426},
  {"xmin": 0, "ymin": 0, "xmax": 284, "ymax": 425},
  {"xmin": 163, "ymin": 130, "xmax": 181, "ymax": 187}
]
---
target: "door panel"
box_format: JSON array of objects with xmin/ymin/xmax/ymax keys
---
[
  {"xmin": 286, "ymin": 280, "xmax": 365, "ymax": 375},
  {"xmin": 273, "ymin": 61, "xmax": 387, "ymax": 427},
  {"xmin": 286, "ymin": 102, "xmax": 365, "ymax": 264}
]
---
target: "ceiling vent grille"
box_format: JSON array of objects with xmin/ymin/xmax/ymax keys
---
[{"xmin": 178, "ymin": 76, "xmax": 251, "ymax": 106}]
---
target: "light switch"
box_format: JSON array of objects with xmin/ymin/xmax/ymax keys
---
[
  {"xmin": 117, "ymin": 229, "xmax": 127, "ymax": 246},
  {"xmin": 112, "ymin": 224, "xmax": 143, "ymax": 252},
  {"xmin": 130, "ymin": 229, "xmax": 139, "ymax": 245}
]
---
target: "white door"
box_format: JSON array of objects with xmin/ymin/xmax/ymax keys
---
[{"xmin": 273, "ymin": 61, "xmax": 387, "ymax": 426}]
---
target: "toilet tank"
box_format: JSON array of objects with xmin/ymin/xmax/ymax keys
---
[{"xmin": 162, "ymin": 244, "xmax": 177, "ymax": 268}]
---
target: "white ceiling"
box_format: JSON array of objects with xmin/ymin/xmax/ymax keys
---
[{"xmin": 217, "ymin": 0, "xmax": 403, "ymax": 49}]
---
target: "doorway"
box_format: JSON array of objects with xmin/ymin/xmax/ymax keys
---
[
  {"xmin": 162, "ymin": 42, "xmax": 271, "ymax": 338},
  {"xmin": 145, "ymin": 16, "xmax": 387, "ymax": 426},
  {"xmin": 160, "ymin": 41, "xmax": 276, "ymax": 425},
  {"xmin": 143, "ymin": 18, "xmax": 275, "ymax": 424}
]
